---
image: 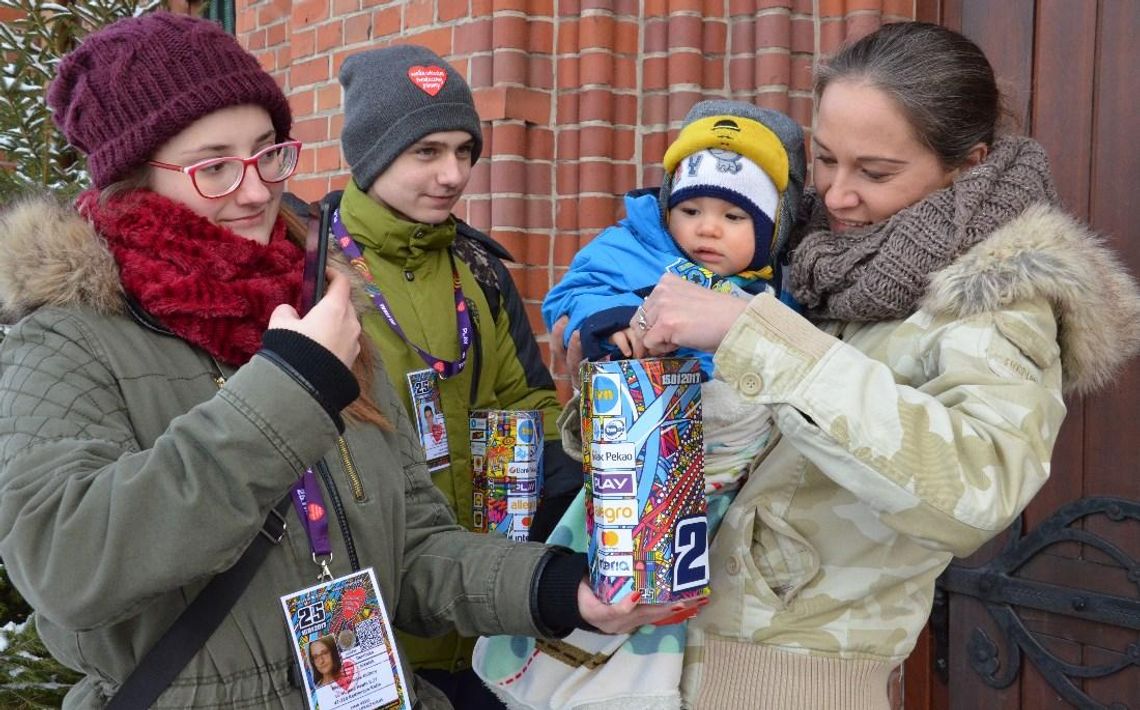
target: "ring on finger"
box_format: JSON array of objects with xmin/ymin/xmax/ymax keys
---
[{"xmin": 636, "ymin": 307, "xmax": 650, "ymax": 331}]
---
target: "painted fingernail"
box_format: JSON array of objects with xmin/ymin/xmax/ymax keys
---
[
  {"xmin": 653, "ymin": 611, "xmax": 688, "ymax": 627},
  {"xmin": 653, "ymin": 609, "xmax": 700, "ymax": 627},
  {"xmin": 629, "ymin": 591, "xmax": 642, "ymax": 604},
  {"xmin": 696, "ymin": 597, "xmax": 711, "ymax": 606},
  {"xmin": 670, "ymin": 604, "xmax": 685, "ymax": 612}
]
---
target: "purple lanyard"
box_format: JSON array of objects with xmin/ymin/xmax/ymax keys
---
[
  {"xmin": 331, "ymin": 209, "xmax": 472, "ymax": 379},
  {"xmin": 291, "ymin": 468, "xmax": 334, "ymax": 581}
]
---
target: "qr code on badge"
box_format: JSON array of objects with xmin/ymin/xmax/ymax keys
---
[{"xmin": 354, "ymin": 616, "xmax": 387, "ymax": 651}]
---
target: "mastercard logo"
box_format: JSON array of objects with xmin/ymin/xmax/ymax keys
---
[{"xmin": 599, "ymin": 527, "xmax": 633, "ymax": 552}]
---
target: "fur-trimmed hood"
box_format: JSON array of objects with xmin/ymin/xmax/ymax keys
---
[
  {"xmin": 923, "ymin": 203, "xmax": 1140, "ymax": 394},
  {"xmin": 0, "ymin": 194, "xmax": 124, "ymax": 322}
]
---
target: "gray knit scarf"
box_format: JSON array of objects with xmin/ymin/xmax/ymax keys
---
[{"xmin": 789, "ymin": 136, "xmax": 1059, "ymax": 322}]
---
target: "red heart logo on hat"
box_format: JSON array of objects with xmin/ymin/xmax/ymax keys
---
[{"xmin": 408, "ymin": 65, "xmax": 447, "ymax": 96}]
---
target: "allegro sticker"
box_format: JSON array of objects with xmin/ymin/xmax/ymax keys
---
[
  {"xmin": 507, "ymin": 496, "xmax": 538, "ymax": 514},
  {"xmin": 593, "ymin": 498, "xmax": 639, "ymax": 526}
]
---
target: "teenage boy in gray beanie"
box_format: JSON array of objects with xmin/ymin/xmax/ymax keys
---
[{"xmin": 332, "ymin": 44, "xmax": 582, "ymax": 706}]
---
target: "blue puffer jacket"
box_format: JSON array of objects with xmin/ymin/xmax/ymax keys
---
[{"xmin": 542, "ymin": 190, "xmax": 785, "ymax": 376}]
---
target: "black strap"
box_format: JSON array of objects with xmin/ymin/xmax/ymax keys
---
[{"xmin": 106, "ymin": 496, "xmax": 292, "ymax": 709}]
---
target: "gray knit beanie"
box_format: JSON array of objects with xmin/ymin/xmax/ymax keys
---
[
  {"xmin": 660, "ymin": 100, "xmax": 806, "ymax": 270},
  {"xmin": 339, "ymin": 45, "xmax": 483, "ymax": 191}
]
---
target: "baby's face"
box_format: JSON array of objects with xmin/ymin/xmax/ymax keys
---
[{"xmin": 669, "ymin": 196, "xmax": 756, "ymax": 276}]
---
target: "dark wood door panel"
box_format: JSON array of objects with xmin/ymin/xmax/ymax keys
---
[
  {"xmin": 1086, "ymin": 0, "xmax": 1140, "ymax": 572},
  {"xmin": 960, "ymin": 0, "xmax": 1035, "ymax": 129},
  {"xmin": 1032, "ymin": 0, "xmax": 1097, "ymax": 220}
]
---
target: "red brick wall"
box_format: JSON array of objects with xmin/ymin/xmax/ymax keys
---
[{"xmin": 237, "ymin": 0, "xmax": 916, "ymax": 395}]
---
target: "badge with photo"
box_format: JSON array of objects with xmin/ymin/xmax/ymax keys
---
[
  {"xmin": 281, "ymin": 568, "xmax": 410, "ymax": 710},
  {"xmin": 407, "ymin": 369, "xmax": 450, "ymax": 471}
]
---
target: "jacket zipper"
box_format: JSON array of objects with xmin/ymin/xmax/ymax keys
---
[
  {"xmin": 209, "ymin": 359, "xmax": 227, "ymax": 388},
  {"xmin": 334, "ymin": 436, "xmax": 366, "ymax": 502},
  {"xmin": 315, "ymin": 459, "xmax": 361, "ymax": 571}
]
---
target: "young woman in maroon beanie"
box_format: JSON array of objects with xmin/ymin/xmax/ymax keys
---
[{"xmin": 0, "ymin": 12, "xmax": 690, "ymax": 709}]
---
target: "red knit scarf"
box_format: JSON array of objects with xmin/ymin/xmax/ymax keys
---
[{"xmin": 77, "ymin": 189, "xmax": 304, "ymax": 365}]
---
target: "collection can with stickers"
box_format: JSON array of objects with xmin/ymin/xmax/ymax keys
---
[
  {"xmin": 470, "ymin": 409, "xmax": 544, "ymax": 541},
  {"xmin": 580, "ymin": 357, "xmax": 709, "ymax": 604}
]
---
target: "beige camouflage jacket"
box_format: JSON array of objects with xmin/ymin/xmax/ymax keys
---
[{"xmin": 682, "ymin": 204, "xmax": 1140, "ymax": 708}]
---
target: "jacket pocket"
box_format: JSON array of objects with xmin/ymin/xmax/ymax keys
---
[
  {"xmin": 714, "ymin": 504, "xmax": 784, "ymax": 611},
  {"xmin": 748, "ymin": 503, "xmax": 820, "ymax": 605}
]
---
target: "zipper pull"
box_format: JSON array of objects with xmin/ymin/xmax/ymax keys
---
[{"xmin": 210, "ymin": 358, "xmax": 228, "ymax": 388}]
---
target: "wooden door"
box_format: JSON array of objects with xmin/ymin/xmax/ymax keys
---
[{"xmin": 905, "ymin": 1, "xmax": 1140, "ymax": 708}]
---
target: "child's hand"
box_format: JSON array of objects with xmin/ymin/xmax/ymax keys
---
[{"xmin": 610, "ymin": 326, "xmax": 647, "ymax": 359}]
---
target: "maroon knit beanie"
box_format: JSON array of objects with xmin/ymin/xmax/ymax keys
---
[{"xmin": 48, "ymin": 12, "xmax": 292, "ymax": 189}]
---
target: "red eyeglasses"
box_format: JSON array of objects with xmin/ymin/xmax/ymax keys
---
[{"xmin": 147, "ymin": 140, "xmax": 302, "ymax": 199}]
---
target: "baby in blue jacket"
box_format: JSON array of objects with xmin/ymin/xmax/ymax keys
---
[
  {"xmin": 543, "ymin": 99, "xmax": 805, "ymax": 494},
  {"xmin": 543, "ymin": 99, "xmax": 805, "ymax": 375}
]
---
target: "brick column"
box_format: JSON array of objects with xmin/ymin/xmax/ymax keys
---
[{"xmin": 467, "ymin": 3, "xmax": 559, "ymax": 360}]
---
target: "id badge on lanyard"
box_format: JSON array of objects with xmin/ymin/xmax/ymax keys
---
[
  {"xmin": 282, "ymin": 470, "xmax": 410, "ymax": 709},
  {"xmin": 281, "ymin": 568, "xmax": 411, "ymax": 710},
  {"xmin": 407, "ymin": 368, "xmax": 450, "ymax": 471}
]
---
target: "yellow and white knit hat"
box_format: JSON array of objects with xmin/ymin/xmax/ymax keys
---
[
  {"xmin": 666, "ymin": 146, "xmax": 780, "ymax": 273},
  {"xmin": 659, "ymin": 101, "xmax": 806, "ymax": 273}
]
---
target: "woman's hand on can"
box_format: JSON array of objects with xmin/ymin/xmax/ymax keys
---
[
  {"xmin": 640, "ymin": 275, "xmax": 750, "ymax": 355},
  {"xmin": 576, "ymin": 579, "xmax": 709, "ymax": 634}
]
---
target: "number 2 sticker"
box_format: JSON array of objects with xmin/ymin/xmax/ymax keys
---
[{"xmin": 672, "ymin": 515, "xmax": 709, "ymax": 592}]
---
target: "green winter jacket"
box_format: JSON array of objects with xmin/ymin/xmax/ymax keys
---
[
  {"xmin": 336, "ymin": 182, "xmax": 580, "ymax": 672},
  {"xmin": 0, "ymin": 196, "xmax": 565, "ymax": 709}
]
